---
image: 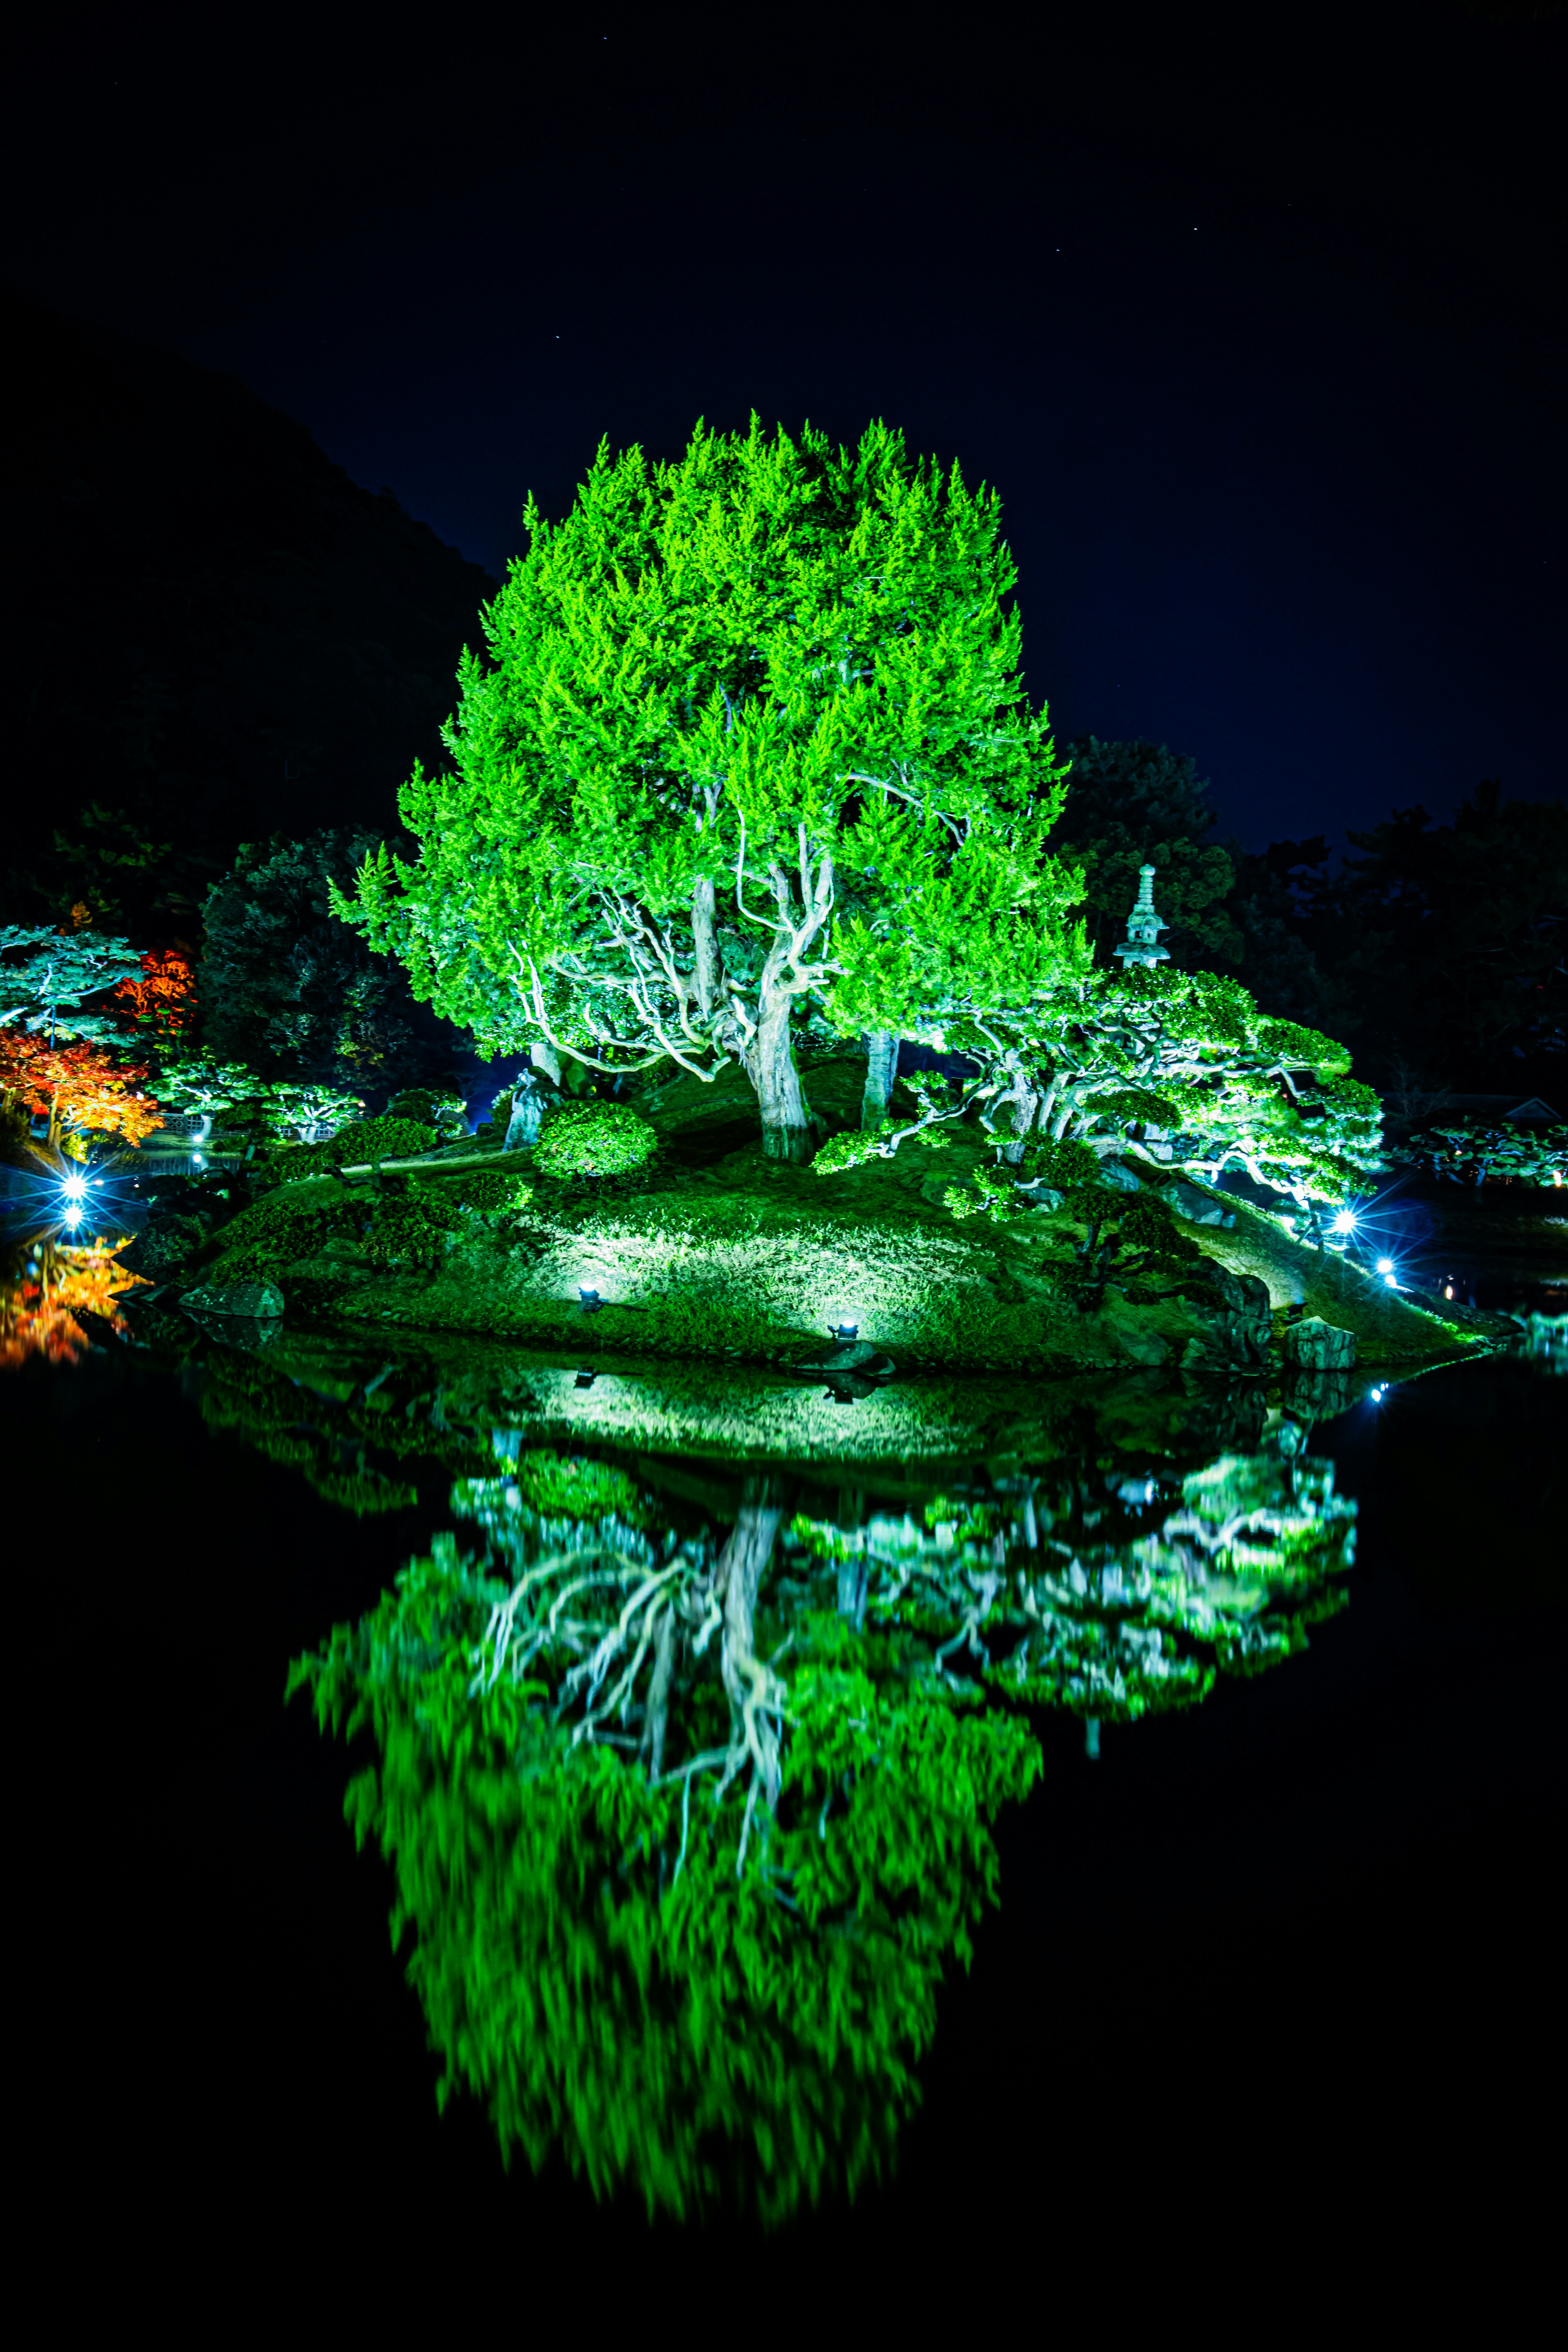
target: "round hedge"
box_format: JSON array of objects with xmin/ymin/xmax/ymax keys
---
[
  {"xmin": 532, "ymin": 1101, "xmax": 658, "ymax": 1179},
  {"xmin": 264, "ymin": 1114, "xmax": 438, "ymax": 1181}
]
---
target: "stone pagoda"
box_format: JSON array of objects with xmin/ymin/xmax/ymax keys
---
[{"xmin": 1113, "ymin": 862, "xmax": 1171, "ymax": 970}]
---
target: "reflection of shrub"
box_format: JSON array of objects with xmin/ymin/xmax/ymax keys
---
[
  {"xmin": 533, "ymin": 1102, "xmax": 657, "ymax": 1180},
  {"xmin": 265, "ymin": 1114, "xmax": 437, "ymax": 1180}
]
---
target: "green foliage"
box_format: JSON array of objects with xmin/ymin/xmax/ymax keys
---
[
  {"xmin": 386, "ymin": 1085, "xmax": 468, "ymax": 1138},
  {"xmin": 471, "ymin": 1451, "xmax": 650, "ymax": 1527},
  {"xmin": 201, "ymin": 831, "xmax": 435, "ymax": 1093},
  {"xmin": 360, "ymin": 1193, "xmax": 467, "ymax": 1271},
  {"xmin": 1022, "ymin": 1135, "xmax": 1100, "ymax": 1192},
  {"xmin": 1398, "ymin": 1118, "xmax": 1568, "ymax": 1188},
  {"xmin": 1320, "ymin": 783, "xmax": 1568, "ymax": 1079},
  {"xmin": 262, "ymin": 1078, "xmax": 368, "ymax": 1137},
  {"xmin": 287, "ymin": 1491, "xmax": 1041, "ymax": 2223},
  {"xmin": 264, "ymin": 1113, "xmax": 438, "ymax": 1180},
  {"xmin": 0, "ymin": 925, "xmax": 144, "ymax": 1044},
  {"xmin": 154, "ymin": 1052, "xmax": 270, "ymax": 1120},
  {"xmin": 532, "ymin": 1101, "xmax": 659, "ymax": 1178},
  {"xmin": 442, "ymin": 1167, "xmax": 535, "ymax": 1216},
  {"xmin": 207, "ymin": 1183, "xmax": 361, "ymax": 1279},
  {"xmin": 334, "ymin": 414, "xmax": 1084, "ymax": 1147},
  {"xmin": 941, "ymin": 1168, "xmax": 1020, "ymax": 1226},
  {"xmin": 1053, "ymin": 736, "xmax": 1240, "ymax": 965},
  {"xmin": 1056, "ymin": 1183, "xmax": 1204, "ymax": 1306},
  {"xmin": 941, "ymin": 962, "xmax": 1382, "ymax": 1225}
]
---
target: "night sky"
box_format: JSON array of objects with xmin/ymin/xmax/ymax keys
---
[{"xmin": 5, "ymin": 1, "xmax": 1563, "ymax": 851}]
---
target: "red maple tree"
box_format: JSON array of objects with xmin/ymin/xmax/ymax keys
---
[
  {"xmin": 0, "ymin": 1030, "xmax": 165, "ymax": 1149},
  {"xmin": 113, "ymin": 947, "xmax": 197, "ymax": 1044}
]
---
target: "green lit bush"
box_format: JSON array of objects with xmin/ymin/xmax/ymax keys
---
[
  {"xmin": 532, "ymin": 1101, "xmax": 657, "ymax": 1180},
  {"xmin": 360, "ymin": 1194, "xmax": 466, "ymax": 1270},
  {"xmin": 207, "ymin": 1185, "xmax": 360, "ymax": 1279},
  {"xmin": 385, "ymin": 1087, "xmax": 467, "ymax": 1138},
  {"xmin": 264, "ymin": 1114, "xmax": 438, "ymax": 1181},
  {"xmin": 443, "ymin": 1168, "xmax": 535, "ymax": 1217}
]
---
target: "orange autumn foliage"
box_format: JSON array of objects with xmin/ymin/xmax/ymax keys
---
[
  {"xmin": 0, "ymin": 1030, "xmax": 165, "ymax": 1147},
  {"xmin": 0, "ymin": 1238, "xmax": 150, "ymax": 1368},
  {"xmin": 113, "ymin": 947, "xmax": 197, "ymax": 1043}
]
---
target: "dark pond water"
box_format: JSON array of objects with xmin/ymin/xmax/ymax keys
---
[{"xmin": 5, "ymin": 1190, "xmax": 1564, "ymax": 2279}]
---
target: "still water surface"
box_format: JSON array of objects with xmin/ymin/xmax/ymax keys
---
[{"xmin": 7, "ymin": 1224, "xmax": 1564, "ymax": 2267}]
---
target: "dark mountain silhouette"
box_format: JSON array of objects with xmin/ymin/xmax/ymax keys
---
[{"xmin": 1, "ymin": 288, "xmax": 497, "ymax": 937}]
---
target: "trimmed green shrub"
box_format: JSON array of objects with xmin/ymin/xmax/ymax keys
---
[
  {"xmin": 386, "ymin": 1087, "xmax": 468, "ymax": 1138},
  {"xmin": 442, "ymin": 1169, "xmax": 535, "ymax": 1218},
  {"xmin": 361, "ymin": 1194, "xmax": 466, "ymax": 1270},
  {"xmin": 207, "ymin": 1185, "xmax": 361, "ymax": 1278},
  {"xmin": 533, "ymin": 1101, "xmax": 658, "ymax": 1180},
  {"xmin": 265, "ymin": 1114, "xmax": 438, "ymax": 1181}
]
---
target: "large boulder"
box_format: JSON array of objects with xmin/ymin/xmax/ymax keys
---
[
  {"xmin": 1163, "ymin": 1180, "xmax": 1236, "ymax": 1227},
  {"xmin": 1284, "ymin": 1317, "xmax": 1356, "ymax": 1370},
  {"xmin": 1182, "ymin": 1266, "xmax": 1272, "ymax": 1370},
  {"xmin": 1096, "ymin": 1158, "xmax": 1142, "ymax": 1193}
]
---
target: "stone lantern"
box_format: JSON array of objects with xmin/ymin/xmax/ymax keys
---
[{"xmin": 1113, "ymin": 863, "xmax": 1171, "ymax": 970}]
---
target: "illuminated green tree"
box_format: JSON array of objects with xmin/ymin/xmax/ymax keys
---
[
  {"xmin": 334, "ymin": 415, "xmax": 1084, "ymax": 1160},
  {"xmin": 0, "ymin": 924, "xmax": 144, "ymax": 1045},
  {"xmin": 820, "ymin": 962, "xmax": 1383, "ymax": 1243}
]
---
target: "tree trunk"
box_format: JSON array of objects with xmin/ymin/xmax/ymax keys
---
[
  {"xmin": 860, "ymin": 1031, "xmax": 899, "ymax": 1129},
  {"xmin": 530, "ymin": 1040, "xmax": 561, "ymax": 1086},
  {"xmin": 691, "ymin": 875, "xmax": 719, "ymax": 1018},
  {"xmin": 1002, "ymin": 1085, "xmax": 1041, "ymax": 1165},
  {"xmin": 752, "ymin": 986, "xmax": 814, "ymax": 1162}
]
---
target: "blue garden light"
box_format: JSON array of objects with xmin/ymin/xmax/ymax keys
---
[{"xmin": 1331, "ymin": 1209, "xmax": 1358, "ymax": 1235}]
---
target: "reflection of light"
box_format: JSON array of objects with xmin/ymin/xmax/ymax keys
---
[
  {"xmin": 1383, "ymin": 1272, "xmax": 1397, "ymax": 1287},
  {"xmin": 192, "ymin": 1152, "xmax": 205, "ymax": 1167},
  {"xmin": 1332, "ymin": 1210, "xmax": 1358, "ymax": 1234},
  {"xmin": 63, "ymin": 1205, "xmax": 82, "ymax": 1229},
  {"xmin": 1376, "ymin": 1258, "xmax": 1394, "ymax": 1274},
  {"xmin": 1445, "ymin": 1284, "xmax": 1454, "ymax": 1300}
]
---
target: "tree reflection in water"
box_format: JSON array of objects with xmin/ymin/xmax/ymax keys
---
[
  {"xmin": 0, "ymin": 1229, "xmax": 148, "ymax": 1365},
  {"xmin": 289, "ymin": 1423, "xmax": 1355, "ymax": 2220}
]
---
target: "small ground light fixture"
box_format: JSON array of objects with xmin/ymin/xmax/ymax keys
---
[
  {"xmin": 575, "ymin": 1368, "xmax": 597, "ymax": 1390},
  {"xmin": 62, "ymin": 1174, "xmax": 87, "ymax": 1201},
  {"xmin": 579, "ymin": 1286, "xmax": 601, "ymax": 1312},
  {"xmin": 832, "ymin": 1321, "xmax": 859, "ymax": 1342},
  {"xmin": 1332, "ymin": 1210, "xmax": 1357, "ymax": 1234}
]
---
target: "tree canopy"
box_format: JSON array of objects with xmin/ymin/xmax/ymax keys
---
[{"xmin": 336, "ymin": 414, "xmax": 1085, "ymax": 1159}]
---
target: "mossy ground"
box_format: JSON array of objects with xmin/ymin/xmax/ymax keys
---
[{"xmin": 191, "ymin": 1054, "xmax": 1505, "ymax": 1373}]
